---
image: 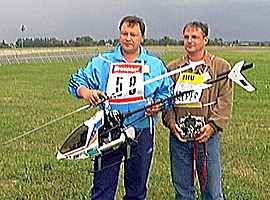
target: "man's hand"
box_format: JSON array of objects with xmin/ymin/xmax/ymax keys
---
[
  {"xmin": 195, "ymin": 124, "xmax": 214, "ymax": 143},
  {"xmin": 78, "ymin": 87, "xmax": 107, "ymax": 105},
  {"xmin": 145, "ymin": 103, "xmax": 162, "ymax": 117},
  {"xmin": 170, "ymin": 122, "xmax": 187, "ymax": 142}
]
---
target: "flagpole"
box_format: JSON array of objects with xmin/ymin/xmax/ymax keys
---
[{"xmin": 21, "ymin": 25, "xmax": 25, "ymax": 48}]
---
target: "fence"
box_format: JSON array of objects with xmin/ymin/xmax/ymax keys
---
[
  {"xmin": 0, "ymin": 47, "xmax": 102, "ymax": 65},
  {"xmin": 0, "ymin": 46, "xmax": 183, "ymax": 65}
]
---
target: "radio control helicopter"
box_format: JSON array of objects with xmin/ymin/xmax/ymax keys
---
[{"xmin": 55, "ymin": 60, "xmax": 255, "ymax": 171}]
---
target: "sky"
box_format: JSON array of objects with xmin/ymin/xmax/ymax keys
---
[{"xmin": 0, "ymin": 0, "xmax": 270, "ymax": 43}]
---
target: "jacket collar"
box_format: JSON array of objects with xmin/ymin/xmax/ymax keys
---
[
  {"xmin": 183, "ymin": 51, "xmax": 214, "ymax": 66},
  {"xmin": 114, "ymin": 44, "xmax": 147, "ymax": 63}
]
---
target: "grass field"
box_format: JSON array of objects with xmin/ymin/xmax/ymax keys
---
[{"xmin": 0, "ymin": 46, "xmax": 269, "ymax": 199}]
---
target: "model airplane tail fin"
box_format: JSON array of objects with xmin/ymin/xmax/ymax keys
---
[{"xmin": 228, "ymin": 60, "xmax": 256, "ymax": 92}]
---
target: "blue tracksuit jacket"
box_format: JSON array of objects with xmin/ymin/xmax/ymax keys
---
[{"xmin": 68, "ymin": 45, "xmax": 173, "ymax": 129}]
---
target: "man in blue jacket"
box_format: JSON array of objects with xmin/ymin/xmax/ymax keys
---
[{"xmin": 68, "ymin": 15, "xmax": 173, "ymax": 200}]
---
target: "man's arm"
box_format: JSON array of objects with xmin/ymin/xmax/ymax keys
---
[
  {"xmin": 68, "ymin": 57, "xmax": 107, "ymax": 105},
  {"xmin": 208, "ymin": 60, "xmax": 234, "ymax": 131},
  {"xmin": 196, "ymin": 59, "xmax": 233, "ymax": 143}
]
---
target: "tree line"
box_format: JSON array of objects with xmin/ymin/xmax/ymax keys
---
[{"xmin": 0, "ymin": 36, "xmax": 269, "ymax": 48}]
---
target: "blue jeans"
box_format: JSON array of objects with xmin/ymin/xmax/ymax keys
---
[
  {"xmin": 170, "ymin": 133, "xmax": 224, "ymax": 200},
  {"xmin": 90, "ymin": 127, "xmax": 154, "ymax": 200}
]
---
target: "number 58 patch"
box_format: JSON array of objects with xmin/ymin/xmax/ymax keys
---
[{"xmin": 107, "ymin": 63, "xmax": 145, "ymax": 104}]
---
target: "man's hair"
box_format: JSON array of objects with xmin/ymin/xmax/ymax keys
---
[
  {"xmin": 182, "ymin": 21, "xmax": 209, "ymax": 37},
  {"xmin": 119, "ymin": 16, "xmax": 146, "ymax": 37}
]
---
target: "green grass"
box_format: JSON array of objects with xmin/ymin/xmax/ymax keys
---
[{"xmin": 0, "ymin": 47, "xmax": 269, "ymax": 199}]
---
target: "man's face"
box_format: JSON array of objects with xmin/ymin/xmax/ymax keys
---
[
  {"xmin": 119, "ymin": 22, "xmax": 144, "ymax": 55},
  {"xmin": 183, "ymin": 26, "xmax": 208, "ymax": 55}
]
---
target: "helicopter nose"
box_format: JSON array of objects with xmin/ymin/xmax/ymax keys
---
[{"xmin": 56, "ymin": 151, "xmax": 67, "ymax": 160}]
